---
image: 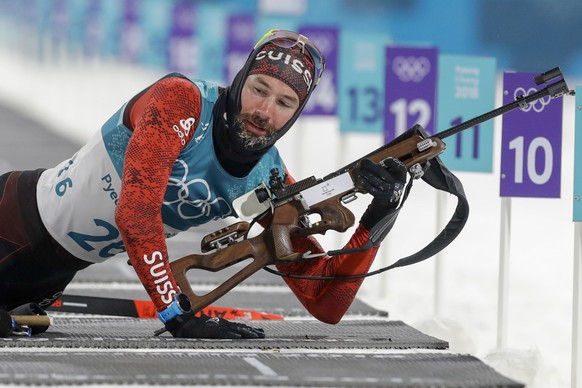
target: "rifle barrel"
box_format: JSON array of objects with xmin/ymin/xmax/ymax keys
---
[{"xmin": 434, "ymin": 87, "xmax": 551, "ymax": 141}]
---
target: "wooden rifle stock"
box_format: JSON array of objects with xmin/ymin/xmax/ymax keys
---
[{"xmin": 170, "ymin": 133, "xmax": 446, "ymax": 313}]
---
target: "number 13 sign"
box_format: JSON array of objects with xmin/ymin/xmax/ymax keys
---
[{"xmin": 500, "ymin": 72, "xmax": 563, "ymax": 198}]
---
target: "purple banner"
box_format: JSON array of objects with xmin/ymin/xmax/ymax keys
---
[
  {"xmin": 120, "ymin": 0, "xmax": 141, "ymax": 63},
  {"xmin": 500, "ymin": 72, "xmax": 563, "ymax": 198},
  {"xmin": 299, "ymin": 26, "xmax": 339, "ymax": 116},
  {"xmin": 384, "ymin": 46, "xmax": 438, "ymax": 142},
  {"xmin": 225, "ymin": 14, "xmax": 256, "ymax": 84},
  {"xmin": 167, "ymin": 2, "xmax": 197, "ymax": 74}
]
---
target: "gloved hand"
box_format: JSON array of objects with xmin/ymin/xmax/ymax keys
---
[
  {"xmin": 359, "ymin": 157, "xmax": 407, "ymax": 231},
  {"xmin": 164, "ymin": 312, "xmax": 265, "ymax": 339},
  {"xmin": 8, "ymin": 303, "xmax": 49, "ymax": 335}
]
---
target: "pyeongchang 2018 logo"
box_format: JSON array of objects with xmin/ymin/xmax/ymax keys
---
[
  {"xmin": 163, "ymin": 159, "xmax": 231, "ymax": 221},
  {"xmin": 392, "ymin": 56, "xmax": 431, "ymax": 82},
  {"xmin": 513, "ymin": 87, "xmax": 552, "ymax": 113}
]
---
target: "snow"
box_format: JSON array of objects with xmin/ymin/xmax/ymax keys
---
[{"xmin": 0, "ymin": 48, "xmax": 580, "ymax": 388}]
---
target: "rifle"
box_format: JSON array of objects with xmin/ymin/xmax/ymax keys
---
[
  {"xmin": 47, "ymin": 294, "xmax": 283, "ymax": 321},
  {"xmin": 171, "ymin": 67, "xmax": 573, "ymax": 314}
]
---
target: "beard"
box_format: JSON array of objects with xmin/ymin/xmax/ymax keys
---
[{"xmin": 233, "ymin": 112, "xmax": 277, "ymax": 149}]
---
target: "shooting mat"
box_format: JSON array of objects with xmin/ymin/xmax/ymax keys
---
[
  {"xmin": 0, "ymin": 349, "xmax": 524, "ymax": 387},
  {"xmin": 0, "ymin": 317, "xmax": 445, "ymax": 350},
  {"xmin": 0, "ymin": 317, "xmax": 523, "ymax": 387}
]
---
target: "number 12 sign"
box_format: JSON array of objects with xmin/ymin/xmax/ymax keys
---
[
  {"xmin": 384, "ymin": 46, "xmax": 438, "ymax": 142},
  {"xmin": 500, "ymin": 72, "xmax": 563, "ymax": 198}
]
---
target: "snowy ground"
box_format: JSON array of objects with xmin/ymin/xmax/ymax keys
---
[{"xmin": 0, "ymin": 49, "xmax": 579, "ymax": 388}]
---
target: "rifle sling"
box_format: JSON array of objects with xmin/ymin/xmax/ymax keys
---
[{"xmin": 383, "ymin": 153, "xmax": 469, "ymax": 271}]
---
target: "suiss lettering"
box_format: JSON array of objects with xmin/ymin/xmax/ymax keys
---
[
  {"xmin": 143, "ymin": 251, "xmax": 176, "ymax": 305},
  {"xmin": 254, "ymin": 50, "xmax": 313, "ymax": 90}
]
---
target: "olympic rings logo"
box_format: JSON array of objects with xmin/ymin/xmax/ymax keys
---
[
  {"xmin": 513, "ymin": 87, "xmax": 552, "ymax": 113},
  {"xmin": 392, "ymin": 56, "xmax": 431, "ymax": 82},
  {"xmin": 163, "ymin": 160, "xmax": 231, "ymax": 221}
]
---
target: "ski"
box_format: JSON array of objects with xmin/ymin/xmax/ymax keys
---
[{"xmin": 48, "ymin": 294, "xmax": 284, "ymax": 321}]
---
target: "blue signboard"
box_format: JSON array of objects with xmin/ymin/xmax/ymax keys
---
[
  {"xmin": 139, "ymin": 0, "xmax": 171, "ymax": 68},
  {"xmin": 437, "ymin": 55, "xmax": 496, "ymax": 172},
  {"xmin": 339, "ymin": 32, "xmax": 388, "ymax": 133},
  {"xmin": 384, "ymin": 46, "xmax": 438, "ymax": 142},
  {"xmin": 98, "ymin": 0, "xmax": 123, "ymax": 59},
  {"xmin": 500, "ymin": 72, "xmax": 563, "ymax": 198},
  {"xmin": 65, "ymin": 0, "xmax": 86, "ymax": 51},
  {"xmin": 574, "ymin": 86, "xmax": 582, "ymax": 221},
  {"xmin": 197, "ymin": 2, "xmax": 227, "ymax": 83}
]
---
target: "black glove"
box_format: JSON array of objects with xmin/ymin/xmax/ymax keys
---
[
  {"xmin": 359, "ymin": 157, "xmax": 407, "ymax": 231},
  {"xmin": 165, "ymin": 312, "xmax": 265, "ymax": 339},
  {"xmin": 8, "ymin": 303, "xmax": 49, "ymax": 335}
]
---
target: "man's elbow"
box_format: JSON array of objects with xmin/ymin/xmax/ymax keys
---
[{"xmin": 310, "ymin": 309, "xmax": 344, "ymax": 325}]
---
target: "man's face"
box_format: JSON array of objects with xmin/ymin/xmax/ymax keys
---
[{"xmin": 236, "ymin": 74, "xmax": 300, "ymax": 148}]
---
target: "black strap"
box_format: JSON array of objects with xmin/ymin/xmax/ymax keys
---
[
  {"xmin": 384, "ymin": 150, "xmax": 469, "ymax": 271},
  {"xmin": 382, "ymin": 124, "xmax": 469, "ymax": 270}
]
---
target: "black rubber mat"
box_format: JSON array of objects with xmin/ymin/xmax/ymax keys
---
[
  {"xmin": 61, "ymin": 287, "xmax": 386, "ymax": 318},
  {"xmin": 0, "ymin": 350, "xmax": 524, "ymax": 387},
  {"xmin": 0, "ymin": 317, "xmax": 446, "ymax": 350}
]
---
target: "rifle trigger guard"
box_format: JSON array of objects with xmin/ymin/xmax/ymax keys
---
[{"xmin": 341, "ymin": 192, "xmax": 358, "ymax": 204}]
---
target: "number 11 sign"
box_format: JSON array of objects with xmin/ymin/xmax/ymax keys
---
[{"xmin": 500, "ymin": 72, "xmax": 563, "ymax": 198}]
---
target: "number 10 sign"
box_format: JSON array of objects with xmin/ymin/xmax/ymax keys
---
[{"xmin": 500, "ymin": 72, "xmax": 563, "ymax": 198}]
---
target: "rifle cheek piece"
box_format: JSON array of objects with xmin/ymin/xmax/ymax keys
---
[{"xmin": 232, "ymin": 182, "xmax": 273, "ymax": 222}]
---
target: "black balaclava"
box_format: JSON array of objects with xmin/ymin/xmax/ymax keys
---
[{"xmin": 213, "ymin": 36, "xmax": 321, "ymax": 177}]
